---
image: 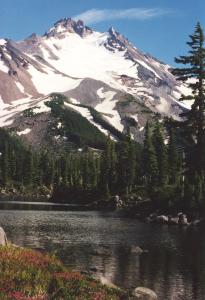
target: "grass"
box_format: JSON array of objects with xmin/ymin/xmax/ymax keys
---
[{"xmin": 0, "ymin": 245, "xmax": 122, "ymax": 300}]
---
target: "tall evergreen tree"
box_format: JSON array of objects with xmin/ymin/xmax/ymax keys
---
[
  {"xmin": 172, "ymin": 22, "xmax": 205, "ymax": 173},
  {"xmin": 152, "ymin": 122, "xmax": 168, "ymax": 185},
  {"xmin": 117, "ymin": 132, "xmax": 136, "ymax": 194},
  {"xmin": 143, "ymin": 122, "xmax": 158, "ymax": 185},
  {"xmin": 168, "ymin": 128, "xmax": 180, "ymax": 184},
  {"xmin": 99, "ymin": 136, "xmax": 112, "ymax": 197},
  {"xmin": 23, "ymin": 149, "xmax": 34, "ymax": 186},
  {"xmin": 1, "ymin": 141, "xmax": 9, "ymax": 186}
]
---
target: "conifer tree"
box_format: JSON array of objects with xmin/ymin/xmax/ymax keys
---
[
  {"xmin": 143, "ymin": 122, "xmax": 158, "ymax": 185},
  {"xmin": 23, "ymin": 149, "xmax": 34, "ymax": 186},
  {"xmin": 152, "ymin": 122, "xmax": 168, "ymax": 185},
  {"xmin": 172, "ymin": 22, "xmax": 205, "ymax": 173},
  {"xmin": 99, "ymin": 136, "xmax": 112, "ymax": 197},
  {"xmin": 1, "ymin": 141, "xmax": 9, "ymax": 186},
  {"xmin": 168, "ymin": 128, "xmax": 180, "ymax": 184}
]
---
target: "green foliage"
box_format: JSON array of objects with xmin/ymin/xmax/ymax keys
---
[
  {"xmin": 143, "ymin": 122, "xmax": 158, "ymax": 185},
  {"xmin": 0, "ymin": 245, "xmax": 121, "ymax": 300},
  {"xmin": 22, "ymin": 108, "xmax": 35, "ymax": 117},
  {"xmin": 45, "ymin": 94, "xmax": 108, "ymax": 149},
  {"xmin": 152, "ymin": 122, "xmax": 168, "ymax": 185},
  {"xmin": 168, "ymin": 128, "xmax": 181, "ymax": 184},
  {"xmin": 119, "ymin": 94, "xmax": 135, "ymax": 107},
  {"xmin": 172, "ymin": 22, "xmax": 205, "ymax": 174},
  {"xmin": 77, "ymin": 104, "xmax": 125, "ymax": 140}
]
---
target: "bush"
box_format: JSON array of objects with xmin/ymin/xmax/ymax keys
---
[{"xmin": 0, "ymin": 245, "xmax": 121, "ymax": 299}]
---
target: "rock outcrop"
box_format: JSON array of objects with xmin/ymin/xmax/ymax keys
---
[
  {"xmin": 0, "ymin": 227, "xmax": 7, "ymax": 246},
  {"xmin": 132, "ymin": 287, "xmax": 158, "ymax": 300}
]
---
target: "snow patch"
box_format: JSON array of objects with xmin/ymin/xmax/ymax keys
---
[
  {"xmin": 131, "ymin": 115, "xmax": 138, "ymax": 123},
  {"xmin": 0, "ymin": 60, "xmax": 9, "ymax": 73},
  {"xmin": 95, "ymin": 91, "xmax": 124, "ymax": 132},
  {"xmin": 15, "ymin": 81, "xmax": 25, "ymax": 93},
  {"xmin": 32, "ymin": 100, "xmax": 51, "ymax": 114},
  {"xmin": 0, "ymin": 39, "xmax": 6, "ymax": 46},
  {"xmin": 70, "ymin": 98, "xmax": 80, "ymax": 104},
  {"xmin": 57, "ymin": 122, "xmax": 62, "ymax": 129},
  {"xmin": 28, "ymin": 65, "xmax": 82, "ymax": 94},
  {"xmin": 97, "ymin": 87, "xmax": 105, "ymax": 98},
  {"xmin": 136, "ymin": 59, "xmax": 161, "ymax": 79},
  {"xmin": 17, "ymin": 128, "xmax": 31, "ymax": 136}
]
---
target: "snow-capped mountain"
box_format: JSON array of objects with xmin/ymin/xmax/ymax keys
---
[{"xmin": 0, "ymin": 18, "xmax": 188, "ymax": 142}]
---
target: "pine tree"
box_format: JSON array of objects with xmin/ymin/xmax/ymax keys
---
[
  {"xmin": 81, "ymin": 153, "xmax": 90, "ymax": 190},
  {"xmin": 168, "ymin": 128, "xmax": 180, "ymax": 184},
  {"xmin": 117, "ymin": 133, "xmax": 133, "ymax": 194},
  {"xmin": 23, "ymin": 149, "xmax": 34, "ymax": 186},
  {"xmin": 152, "ymin": 122, "xmax": 168, "ymax": 185},
  {"xmin": 127, "ymin": 133, "xmax": 136, "ymax": 193},
  {"xmin": 143, "ymin": 122, "xmax": 158, "ymax": 185},
  {"xmin": 109, "ymin": 140, "xmax": 117, "ymax": 192},
  {"xmin": 172, "ymin": 22, "xmax": 205, "ymax": 173},
  {"xmin": 1, "ymin": 141, "xmax": 9, "ymax": 186},
  {"xmin": 99, "ymin": 136, "xmax": 112, "ymax": 197}
]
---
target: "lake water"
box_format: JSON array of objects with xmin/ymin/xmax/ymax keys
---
[{"xmin": 0, "ymin": 204, "xmax": 205, "ymax": 300}]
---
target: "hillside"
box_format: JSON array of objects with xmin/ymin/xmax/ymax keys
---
[{"xmin": 0, "ymin": 18, "xmax": 190, "ymax": 144}]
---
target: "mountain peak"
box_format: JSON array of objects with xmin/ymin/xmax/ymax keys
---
[
  {"xmin": 108, "ymin": 26, "xmax": 118, "ymax": 36},
  {"xmin": 45, "ymin": 17, "xmax": 92, "ymax": 38}
]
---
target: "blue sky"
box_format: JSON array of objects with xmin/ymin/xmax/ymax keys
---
[{"xmin": 0, "ymin": 0, "xmax": 204, "ymax": 65}]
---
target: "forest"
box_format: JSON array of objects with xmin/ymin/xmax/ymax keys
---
[{"xmin": 0, "ymin": 22, "xmax": 204, "ymax": 213}]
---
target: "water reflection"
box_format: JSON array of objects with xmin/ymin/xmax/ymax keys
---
[{"xmin": 0, "ymin": 208, "xmax": 205, "ymax": 300}]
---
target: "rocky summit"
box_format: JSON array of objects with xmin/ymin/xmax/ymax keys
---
[{"xmin": 0, "ymin": 18, "xmax": 189, "ymax": 144}]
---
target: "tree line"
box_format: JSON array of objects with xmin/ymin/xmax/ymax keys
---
[
  {"xmin": 0, "ymin": 122, "xmax": 182, "ymax": 207},
  {"xmin": 0, "ymin": 22, "xmax": 204, "ymax": 211}
]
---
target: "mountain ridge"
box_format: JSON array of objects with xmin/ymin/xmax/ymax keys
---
[{"xmin": 0, "ymin": 17, "xmax": 188, "ymax": 143}]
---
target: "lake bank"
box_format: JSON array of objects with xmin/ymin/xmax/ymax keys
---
[
  {"xmin": 0, "ymin": 207, "xmax": 205, "ymax": 299},
  {"xmin": 0, "ymin": 245, "xmax": 124, "ymax": 300}
]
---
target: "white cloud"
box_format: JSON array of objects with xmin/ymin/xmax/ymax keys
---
[{"xmin": 73, "ymin": 8, "xmax": 169, "ymax": 25}]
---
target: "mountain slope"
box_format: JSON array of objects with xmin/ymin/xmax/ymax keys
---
[{"xmin": 0, "ymin": 18, "xmax": 189, "ymax": 143}]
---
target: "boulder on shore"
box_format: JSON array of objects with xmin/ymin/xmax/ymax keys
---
[
  {"xmin": 98, "ymin": 276, "xmax": 121, "ymax": 290},
  {"xmin": 156, "ymin": 215, "xmax": 168, "ymax": 224},
  {"xmin": 0, "ymin": 227, "xmax": 7, "ymax": 246},
  {"xmin": 132, "ymin": 287, "xmax": 158, "ymax": 299},
  {"xmin": 178, "ymin": 213, "xmax": 188, "ymax": 225},
  {"xmin": 168, "ymin": 216, "xmax": 179, "ymax": 224},
  {"xmin": 130, "ymin": 246, "xmax": 144, "ymax": 254}
]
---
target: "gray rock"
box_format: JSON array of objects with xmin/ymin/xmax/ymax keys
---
[
  {"xmin": 148, "ymin": 213, "xmax": 157, "ymax": 222},
  {"xmin": 130, "ymin": 246, "xmax": 144, "ymax": 254},
  {"xmin": 189, "ymin": 219, "xmax": 203, "ymax": 227},
  {"xmin": 168, "ymin": 216, "xmax": 179, "ymax": 225},
  {"xmin": 0, "ymin": 227, "xmax": 7, "ymax": 246},
  {"xmin": 99, "ymin": 276, "xmax": 120, "ymax": 290},
  {"xmin": 178, "ymin": 214, "xmax": 188, "ymax": 225},
  {"xmin": 156, "ymin": 215, "xmax": 168, "ymax": 223},
  {"xmin": 132, "ymin": 287, "xmax": 158, "ymax": 299}
]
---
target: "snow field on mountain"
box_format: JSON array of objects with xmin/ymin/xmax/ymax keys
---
[
  {"xmin": 95, "ymin": 89, "xmax": 124, "ymax": 132},
  {"xmin": 28, "ymin": 64, "xmax": 82, "ymax": 94},
  {"xmin": 33, "ymin": 31, "xmax": 138, "ymax": 85},
  {"xmin": 0, "ymin": 96, "xmax": 51, "ymax": 127}
]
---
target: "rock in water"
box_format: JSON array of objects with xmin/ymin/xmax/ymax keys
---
[
  {"xmin": 132, "ymin": 287, "xmax": 158, "ymax": 299},
  {"xmin": 130, "ymin": 246, "xmax": 144, "ymax": 254},
  {"xmin": 156, "ymin": 215, "xmax": 168, "ymax": 224},
  {"xmin": 0, "ymin": 227, "xmax": 7, "ymax": 246},
  {"xmin": 178, "ymin": 213, "xmax": 188, "ymax": 225}
]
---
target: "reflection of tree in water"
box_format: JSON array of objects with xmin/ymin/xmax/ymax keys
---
[{"xmin": 1, "ymin": 209, "xmax": 205, "ymax": 300}]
